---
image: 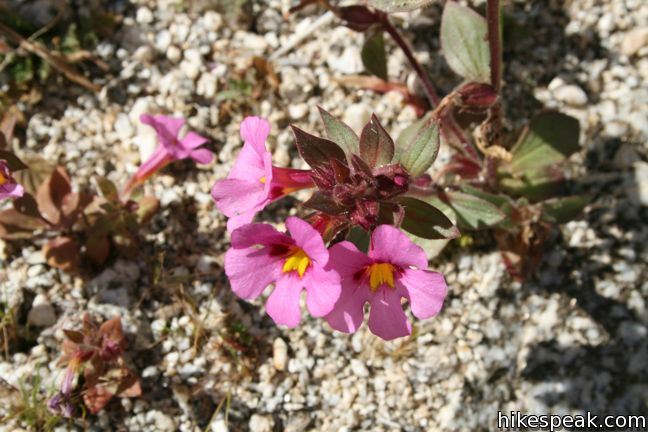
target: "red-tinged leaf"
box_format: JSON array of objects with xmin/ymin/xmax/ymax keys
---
[
  {"xmin": 0, "ymin": 150, "xmax": 28, "ymax": 171},
  {"xmin": 13, "ymin": 155, "xmax": 54, "ymax": 196},
  {"xmin": 13, "ymin": 194, "xmax": 43, "ymax": 219},
  {"xmin": 291, "ymin": 125, "xmax": 347, "ymax": 170},
  {"xmin": 396, "ymin": 197, "xmax": 460, "ymax": 239},
  {"xmin": 60, "ymin": 192, "xmax": 93, "ymax": 228},
  {"xmin": 318, "ymin": 106, "xmax": 359, "ymax": 157},
  {"xmin": 359, "ymin": 114, "xmax": 394, "ymax": 168},
  {"xmin": 44, "ymin": 236, "xmax": 80, "ymax": 272},
  {"xmin": 136, "ymin": 196, "xmax": 159, "ymax": 224},
  {"xmin": 339, "ymin": 6, "xmax": 380, "ymax": 32},
  {"xmin": 303, "ymin": 192, "xmax": 347, "ymax": 215},
  {"xmin": 98, "ymin": 316, "xmax": 125, "ymax": 348},
  {"xmin": 85, "ymin": 234, "xmax": 111, "ymax": 265},
  {"xmin": 0, "ymin": 208, "xmax": 44, "ymax": 238},
  {"xmin": 83, "ymin": 386, "xmax": 114, "ymax": 414},
  {"xmin": 36, "ymin": 167, "xmax": 72, "ymax": 225},
  {"xmin": 361, "ymin": 29, "xmax": 388, "ymax": 81},
  {"xmin": 63, "ymin": 329, "xmax": 85, "ymax": 344}
]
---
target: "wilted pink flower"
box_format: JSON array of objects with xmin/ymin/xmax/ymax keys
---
[
  {"xmin": 125, "ymin": 114, "xmax": 213, "ymax": 193},
  {"xmin": 211, "ymin": 117, "xmax": 314, "ymax": 231},
  {"xmin": 225, "ymin": 216, "xmax": 341, "ymax": 327},
  {"xmin": 325, "ymin": 225, "xmax": 447, "ymax": 340},
  {"xmin": 0, "ymin": 160, "xmax": 24, "ymax": 199}
]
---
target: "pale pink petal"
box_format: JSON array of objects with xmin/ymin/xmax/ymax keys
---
[
  {"xmin": 229, "ymin": 223, "xmax": 289, "ymax": 249},
  {"xmin": 211, "ymin": 178, "xmax": 268, "ymax": 217},
  {"xmin": 324, "ymin": 279, "xmax": 368, "ymax": 334},
  {"xmin": 240, "ymin": 116, "xmax": 270, "ymax": 157},
  {"xmin": 327, "ymin": 241, "xmax": 372, "ymax": 279},
  {"xmin": 369, "ymin": 225, "xmax": 427, "ymax": 269},
  {"xmin": 181, "ymin": 131, "xmax": 209, "ymax": 150},
  {"xmin": 397, "ymin": 269, "xmax": 447, "ymax": 320},
  {"xmin": 303, "ymin": 265, "xmax": 341, "ymax": 317},
  {"xmin": 189, "ymin": 148, "xmax": 214, "ymax": 164},
  {"xmin": 265, "ymin": 274, "xmax": 303, "ymax": 327},
  {"xmin": 367, "ymin": 289, "xmax": 412, "ymax": 340},
  {"xmin": 226, "ymin": 211, "xmax": 257, "ymax": 232},
  {"xmin": 285, "ymin": 216, "xmax": 328, "ymax": 265},
  {"xmin": 229, "ymin": 143, "xmax": 267, "ymax": 180},
  {"xmin": 0, "ymin": 182, "xmax": 24, "ymax": 199}
]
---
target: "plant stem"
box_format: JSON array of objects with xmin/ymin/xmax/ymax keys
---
[{"xmin": 381, "ymin": 15, "xmax": 440, "ymax": 106}]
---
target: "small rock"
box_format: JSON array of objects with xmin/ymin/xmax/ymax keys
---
[
  {"xmin": 115, "ymin": 113, "xmax": 134, "ymax": 141},
  {"xmin": 147, "ymin": 410, "xmax": 176, "ymax": 431},
  {"xmin": 155, "ymin": 30, "xmax": 172, "ymax": 52},
  {"xmin": 167, "ymin": 46, "xmax": 182, "ymax": 63},
  {"xmin": 135, "ymin": 7, "xmax": 153, "ymax": 24},
  {"xmin": 27, "ymin": 294, "xmax": 56, "ymax": 327},
  {"xmin": 211, "ymin": 418, "xmax": 229, "ymax": 432},
  {"xmin": 350, "ymin": 359, "xmax": 369, "ymax": 378},
  {"xmin": 554, "ymin": 84, "xmax": 588, "ymax": 106},
  {"xmin": 343, "ymin": 103, "xmax": 371, "ymax": 133},
  {"xmin": 249, "ymin": 414, "xmax": 274, "ymax": 432},
  {"xmin": 273, "ymin": 337, "xmax": 288, "ymax": 371},
  {"xmin": 288, "ymin": 103, "xmax": 308, "ymax": 120},
  {"xmin": 327, "ymin": 46, "xmax": 363, "ymax": 74},
  {"xmin": 634, "ymin": 161, "xmax": 648, "ymax": 206},
  {"xmin": 621, "ymin": 27, "xmax": 648, "ymax": 57}
]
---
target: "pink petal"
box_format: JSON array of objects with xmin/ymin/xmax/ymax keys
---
[
  {"xmin": 134, "ymin": 145, "xmax": 173, "ymax": 181},
  {"xmin": 189, "ymin": 148, "xmax": 214, "ymax": 164},
  {"xmin": 140, "ymin": 114, "xmax": 185, "ymax": 142},
  {"xmin": 285, "ymin": 216, "xmax": 328, "ymax": 265},
  {"xmin": 211, "ymin": 178, "xmax": 268, "ymax": 218},
  {"xmin": 369, "ymin": 225, "xmax": 427, "ymax": 269},
  {"xmin": 0, "ymin": 182, "xmax": 24, "ymax": 199},
  {"xmin": 229, "ymin": 143, "xmax": 267, "ymax": 180},
  {"xmin": 324, "ymin": 279, "xmax": 368, "ymax": 334},
  {"xmin": 181, "ymin": 131, "xmax": 209, "ymax": 150},
  {"xmin": 225, "ymin": 246, "xmax": 282, "ymax": 300},
  {"xmin": 265, "ymin": 274, "xmax": 303, "ymax": 327},
  {"xmin": 303, "ymin": 265, "xmax": 341, "ymax": 317},
  {"xmin": 367, "ymin": 289, "xmax": 412, "ymax": 340},
  {"xmin": 327, "ymin": 241, "xmax": 372, "ymax": 279},
  {"xmin": 398, "ymin": 269, "xmax": 447, "ymax": 320},
  {"xmin": 229, "ymin": 223, "xmax": 289, "ymax": 249},
  {"xmin": 240, "ymin": 116, "xmax": 271, "ymax": 158},
  {"xmin": 226, "ymin": 211, "xmax": 257, "ymax": 232}
]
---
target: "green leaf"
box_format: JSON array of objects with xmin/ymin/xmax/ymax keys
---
[
  {"xmin": 318, "ymin": 107, "xmax": 359, "ymax": 156},
  {"xmin": 541, "ymin": 195, "xmax": 589, "ymax": 224},
  {"xmin": 359, "ymin": 114, "xmax": 394, "ymax": 168},
  {"xmin": 346, "ymin": 227, "xmax": 370, "ymax": 253},
  {"xmin": 440, "ymin": 1, "xmax": 491, "ymax": 83},
  {"xmin": 368, "ymin": 0, "xmax": 435, "ymax": 12},
  {"xmin": 443, "ymin": 191, "xmax": 505, "ymax": 230},
  {"xmin": 499, "ymin": 169, "xmax": 565, "ymax": 202},
  {"xmin": 361, "ymin": 30, "xmax": 388, "ymax": 81},
  {"xmin": 291, "ymin": 125, "xmax": 347, "ymax": 169},
  {"xmin": 397, "ymin": 118, "xmax": 440, "ymax": 177},
  {"xmin": 460, "ymin": 185, "xmax": 516, "ymax": 230},
  {"xmin": 96, "ymin": 177, "xmax": 119, "ymax": 202},
  {"xmin": 397, "ymin": 197, "xmax": 459, "ymax": 240},
  {"xmin": 510, "ymin": 111, "xmax": 580, "ymax": 173}
]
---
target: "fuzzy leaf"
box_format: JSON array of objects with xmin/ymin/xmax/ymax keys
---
[
  {"xmin": 44, "ymin": 236, "xmax": 80, "ymax": 272},
  {"xmin": 443, "ymin": 191, "xmax": 506, "ymax": 230},
  {"xmin": 361, "ymin": 30, "xmax": 388, "ymax": 81},
  {"xmin": 368, "ymin": 0, "xmax": 435, "ymax": 12},
  {"xmin": 397, "ymin": 197, "xmax": 459, "ymax": 239},
  {"xmin": 510, "ymin": 111, "xmax": 580, "ymax": 173},
  {"xmin": 541, "ymin": 195, "xmax": 589, "ymax": 224},
  {"xmin": 318, "ymin": 107, "xmax": 359, "ymax": 156},
  {"xmin": 359, "ymin": 114, "xmax": 394, "ymax": 167},
  {"xmin": 440, "ymin": 1, "xmax": 491, "ymax": 83},
  {"xmin": 397, "ymin": 118, "xmax": 440, "ymax": 177},
  {"xmin": 291, "ymin": 125, "xmax": 347, "ymax": 170}
]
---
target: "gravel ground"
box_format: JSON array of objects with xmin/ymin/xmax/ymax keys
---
[{"xmin": 0, "ymin": 0, "xmax": 647, "ymax": 431}]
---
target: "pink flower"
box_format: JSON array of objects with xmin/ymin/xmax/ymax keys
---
[
  {"xmin": 325, "ymin": 225, "xmax": 448, "ymax": 340},
  {"xmin": 211, "ymin": 117, "xmax": 314, "ymax": 232},
  {"xmin": 126, "ymin": 114, "xmax": 213, "ymax": 192},
  {"xmin": 0, "ymin": 160, "xmax": 24, "ymax": 199},
  {"xmin": 225, "ymin": 216, "xmax": 341, "ymax": 327}
]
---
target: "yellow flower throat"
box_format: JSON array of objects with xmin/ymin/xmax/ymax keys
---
[
  {"xmin": 0, "ymin": 171, "xmax": 7, "ymax": 186},
  {"xmin": 367, "ymin": 263, "xmax": 395, "ymax": 291},
  {"xmin": 282, "ymin": 247, "xmax": 311, "ymax": 278}
]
